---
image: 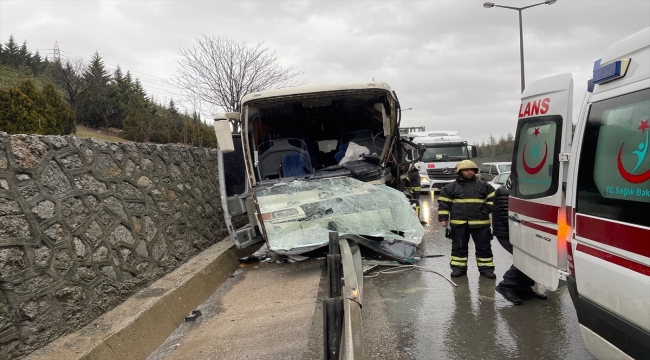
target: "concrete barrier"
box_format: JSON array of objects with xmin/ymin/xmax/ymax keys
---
[{"xmin": 23, "ymin": 238, "xmax": 260, "ymax": 360}]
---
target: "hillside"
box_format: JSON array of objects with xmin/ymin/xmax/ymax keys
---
[
  {"xmin": 0, "ymin": 64, "xmax": 59, "ymax": 92},
  {"xmin": 76, "ymin": 125, "xmax": 131, "ymax": 143}
]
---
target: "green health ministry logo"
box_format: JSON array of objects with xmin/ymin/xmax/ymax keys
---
[
  {"xmin": 617, "ymin": 119, "xmax": 650, "ymax": 184},
  {"xmin": 522, "ymin": 127, "xmax": 548, "ymax": 175}
]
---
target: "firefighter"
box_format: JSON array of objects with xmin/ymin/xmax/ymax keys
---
[
  {"xmin": 405, "ymin": 163, "xmax": 422, "ymax": 216},
  {"xmin": 438, "ymin": 160, "xmax": 496, "ymax": 278}
]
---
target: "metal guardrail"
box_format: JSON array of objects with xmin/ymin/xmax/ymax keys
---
[
  {"xmin": 323, "ymin": 232, "xmax": 364, "ymax": 360},
  {"xmin": 339, "ymin": 238, "xmax": 364, "ymax": 359}
]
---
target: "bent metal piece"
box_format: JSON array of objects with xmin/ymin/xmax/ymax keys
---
[{"xmin": 339, "ymin": 239, "xmax": 364, "ymax": 359}]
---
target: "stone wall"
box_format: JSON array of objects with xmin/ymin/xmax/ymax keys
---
[{"xmin": 0, "ymin": 133, "xmax": 227, "ymax": 359}]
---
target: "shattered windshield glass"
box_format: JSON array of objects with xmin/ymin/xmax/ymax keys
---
[{"xmin": 254, "ymin": 177, "xmax": 424, "ymax": 261}]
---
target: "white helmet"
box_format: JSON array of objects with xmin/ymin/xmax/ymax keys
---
[{"xmin": 414, "ymin": 163, "xmax": 422, "ymax": 170}]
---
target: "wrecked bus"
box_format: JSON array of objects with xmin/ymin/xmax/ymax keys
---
[{"xmin": 213, "ymin": 81, "xmax": 425, "ymax": 262}]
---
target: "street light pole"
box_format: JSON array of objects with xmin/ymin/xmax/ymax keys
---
[
  {"xmin": 483, "ymin": 0, "xmax": 557, "ymax": 93},
  {"xmin": 518, "ymin": 9, "xmax": 524, "ymax": 93}
]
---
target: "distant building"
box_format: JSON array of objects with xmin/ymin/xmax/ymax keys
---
[{"xmin": 399, "ymin": 126, "xmax": 426, "ymax": 138}]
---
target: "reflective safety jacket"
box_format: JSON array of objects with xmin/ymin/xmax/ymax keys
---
[{"xmin": 437, "ymin": 176, "xmax": 495, "ymax": 228}]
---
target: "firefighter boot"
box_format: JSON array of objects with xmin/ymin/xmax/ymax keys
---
[
  {"xmin": 450, "ymin": 270, "xmax": 467, "ymax": 277},
  {"xmin": 480, "ymin": 271, "xmax": 497, "ymax": 279},
  {"xmin": 496, "ymin": 285, "xmax": 522, "ymax": 305}
]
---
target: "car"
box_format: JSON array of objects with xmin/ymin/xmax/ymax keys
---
[
  {"xmin": 478, "ymin": 162, "xmax": 511, "ymax": 181},
  {"xmin": 488, "ymin": 172, "xmax": 510, "ymax": 190}
]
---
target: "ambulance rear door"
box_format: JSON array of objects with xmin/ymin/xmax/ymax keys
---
[{"xmin": 509, "ymin": 73, "xmax": 573, "ymax": 291}]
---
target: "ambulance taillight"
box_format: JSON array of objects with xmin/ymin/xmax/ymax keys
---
[{"xmin": 557, "ymin": 207, "xmax": 574, "ymax": 276}]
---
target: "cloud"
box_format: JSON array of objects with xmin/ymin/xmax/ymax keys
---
[{"xmin": 1, "ymin": 0, "xmax": 648, "ymax": 144}]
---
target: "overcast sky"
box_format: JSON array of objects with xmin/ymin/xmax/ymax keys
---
[{"xmin": 1, "ymin": 0, "xmax": 649, "ymax": 145}]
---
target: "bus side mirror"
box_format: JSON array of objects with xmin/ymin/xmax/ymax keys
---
[
  {"xmin": 213, "ymin": 112, "xmax": 240, "ymax": 153},
  {"xmin": 470, "ymin": 146, "xmax": 478, "ymax": 158}
]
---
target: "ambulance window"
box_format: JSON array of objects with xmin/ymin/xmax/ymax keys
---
[
  {"xmin": 576, "ymin": 89, "xmax": 650, "ymax": 227},
  {"xmin": 511, "ymin": 115, "xmax": 562, "ymax": 199}
]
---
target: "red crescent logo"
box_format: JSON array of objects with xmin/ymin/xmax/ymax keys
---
[
  {"xmin": 617, "ymin": 142, "xmax": 650, "ymax": 183},
  {"xmin": 522, "ymin": 142, "xmax": 548, "ymax": 174}
]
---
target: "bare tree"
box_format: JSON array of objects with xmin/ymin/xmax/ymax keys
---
[
  {"xmin": 167, "ymin": 35, "xmax": 305, "ymax": 132},
  {"xmin": 51, "ymin": 57, "xmax": 94, "ymax": 133}
]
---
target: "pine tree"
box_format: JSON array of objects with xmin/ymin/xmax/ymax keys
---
[
  {"xmin": 489, "ymin": 134, "xmax": 497, "ymax": 146},
  {"xmin": 0, "ymin": 88, "xmax": 11, "ymax": 131},
  {"xmin": 109, "ymin": 66, "xmax": 129, "ymax": 128},
  {"xmin": 0, "ymin": 80, "xmax": 46, "ymax": 134},
  {"xmin": 19, "ymin": 40, "xmax": 30, "ymax": 67},
  {"xmin": 168, "ymin": 99, "xmax": 184, "ymax": 132},
  {"xmin": 41, "ymin": 84, "xmax": 75, "ymax": 135},
  {"xmin": 78, "ymin": 51, "xmax": 113, "ymax": 128},
  {"xmin": 28, "ymin": 50, "xmax": 45, "ymax": 75},
  {"xmin": 3, "ymin": 35, "xmax": 21, "ymax": 67}
]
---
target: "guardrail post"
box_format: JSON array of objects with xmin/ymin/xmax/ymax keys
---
[
  {"xmin": 323, "ymin": 231, "xmax": 343, "ymax": 359},
  {"xmin": 328, "ymin": 232, "xmax": 342, "ymax": 298}
]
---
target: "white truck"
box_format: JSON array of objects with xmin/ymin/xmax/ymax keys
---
[
  {"xmin": 213, "ymin": 81, "xmax": 424, "ymax": 262},
  {"xmin": 407, "ymin": 131, "xmax": 477, "ymax": 192},
  {"xmin": 508, "ymin": 27, "xmax": 649, "ymax": 359}
]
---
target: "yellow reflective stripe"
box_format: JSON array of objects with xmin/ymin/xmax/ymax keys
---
[
  {"xmin": 486, "ymin": 201, "xmax": 493, "ymax": 206},
  {"xmin": 412, "ymin": 187, "xmax": 421, "ymax": 191},
  {"xmin": 451, "ymin": 256, "xmax": 468, "ymax": 261},
  {"xmin": 477, "ymin": 258, "xmax": 495, "ymax": 267},
  {"xmin": 450, "ymin": 261, "xmax": 468, "ymax": 266},
  {"xmin": 468, "ymin": 220, "xmax": 491, "ymax": 225},
  {"xmin": 452, "ymin": 198, "xmax": 485, "ymax": 203},
  {"xmin": 450, "ymin": 220, "xmax": 467, "ymax": 225},
  {"xmin": 438, "ymin": 210, "xmax": 449, "ymax": 215},
  {"xmin": 486, "ymin": 191, "xmax": 495, "ymax": 199},
  {"xmin": 438, "ymin": 196, "xmax": 452, "ymax": 203}
]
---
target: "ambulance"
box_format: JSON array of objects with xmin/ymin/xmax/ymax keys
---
[
  {"xmin": 508, "ymin": 27, "xmax": 649, "ymax": 359},
  {"xmin": 408, "ymin": 131, "xmax": 477, "ymax": 192}
]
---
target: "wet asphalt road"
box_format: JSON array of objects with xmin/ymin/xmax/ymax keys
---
[
  {"xmin": 357, "ymin": 192, "xmax": 594, "ymax": 360},
  {"xmin": 150, "ymin": 192, "xmax": 595, "ymax": 360}
]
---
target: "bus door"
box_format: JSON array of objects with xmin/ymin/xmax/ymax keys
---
[
  {"xmin": 509, "ymin": 73, "xmax": 573, "ymax": 290},
  {"xmin": 217, "ymin": 133, "xmax": 263, "ymax": 248}
]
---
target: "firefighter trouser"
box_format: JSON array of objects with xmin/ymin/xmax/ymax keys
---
[
  {"xmin": 497, "ymin": 236, "xmax": 534, "ymax": 288},
  {"xmin": 450, "ymin": 224, "xmax": 494, "ymax": 273},
  {"xmin": 406, "ymin": 186, "xmax": 421, "ymax": 215}
]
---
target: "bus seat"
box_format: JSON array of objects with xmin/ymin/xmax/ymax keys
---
[
  {"xmin": 282, "ymin": 153, "xmax": 311, "ymax": 177},
  {"xmin": 257, "ymin": 139, "xmax": 312, "ymax": 180}
]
